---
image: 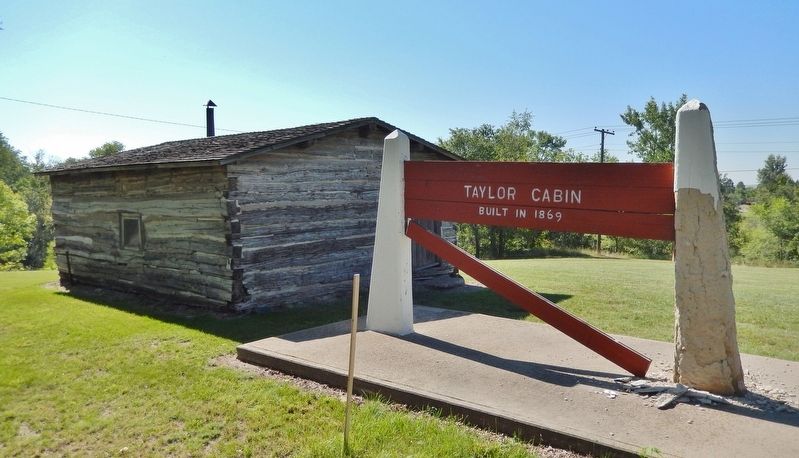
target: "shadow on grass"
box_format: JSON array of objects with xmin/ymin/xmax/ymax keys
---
[
  {"xmin": 501, "ymin": 248, "xmax": 596, "ymax": 259},
  {"xmin": 415, "ymin": 286, "xmax": 572, "ymax": 321},
  {"xmin": 57, "ymin": 282, "xmax": 573, "ymax": 344},
  {"xmin": 56, "ymin": 286, "xmax": 355, "ymax": 344},
  {"xmin": 56, "ymin": 286, "xmax": 799, "ymax": 428}
]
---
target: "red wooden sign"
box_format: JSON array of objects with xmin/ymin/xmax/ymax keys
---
[{"xmin": 405, "ymin": 161, "xmax": 675, "ymax": 241}]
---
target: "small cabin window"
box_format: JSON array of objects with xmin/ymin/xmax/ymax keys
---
[{"xmin": 120, "ymin": 213, "xmax": 143, "ymax": 250}]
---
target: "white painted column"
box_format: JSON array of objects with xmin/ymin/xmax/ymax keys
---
[
  {"xmin": 673, "ymin": 100, "xmax": 745, "ymax": 395},
  {"xmin": 366, "ymin": 130, "xmax": 414, "ymax": 335}
]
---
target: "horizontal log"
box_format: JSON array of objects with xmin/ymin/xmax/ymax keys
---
[
  {"xmin": 50, "ymin": 166, "xmax": 227, "ymax": 198},
  {"xmin": 243, "ymin": 246, "xmax": 373, "ymax": 275},
  {"xmin": 238, "ymin": 279, "xmax": 355, "ymax": 310},
  {"xmin": 53, "ymin": 197, "xmax": 227, "ymax": 218},
  {"xmin": 233, "ymin": 188, "xmax": 379, "ymax": 206},
  {"xmin": 59, "ymin": 251, "xmax": 233, "ymax": 280},
  {"xmin": 242, "ymin": 233, "xmax": 374, "ymax": 265},
  {"xmin": 62, "ymin": 263, "xmax": 232, "ymax": 301},
  {"xmin": 244, "ymin": 264, "xmax": 368, "ymax": 297},
  {"xmin": 239, "ymin": 220, "xmax": 376, "ymax": 247}
]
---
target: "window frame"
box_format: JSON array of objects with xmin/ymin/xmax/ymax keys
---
[{"xmin": 119, "ymin": 212, "xmax": 144, "ymax": 250}]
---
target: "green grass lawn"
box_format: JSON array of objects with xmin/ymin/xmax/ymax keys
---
[
  {"xmin": 0, "ymin": 270, "xmax": 534, "ymax": 457},
  {"xmin": 417, "ymin": 258, "xmax": 799, "ymax": 361},
  {"xmin": 2, "ymin": 260, "xmax": 796, "ymax": 456}
]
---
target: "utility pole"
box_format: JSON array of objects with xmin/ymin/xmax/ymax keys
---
[{"xmin": 593, "ymin": 127, "xmax": 615, "ymax": 255}]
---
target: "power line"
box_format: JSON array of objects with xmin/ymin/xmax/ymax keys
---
[
  {"xmin": 559, "ymin": 116, "xmax": 799, "ymax": 138},
  {"xmin": 715, "ymin": 116, "xmax": 799, "ymax": 123},
  {"xmin": 562, "ymin": 129, "xmax": 634, "ymax": 141},
  {"xmin": 717, "ymin": 141, "xmax": 799, "ymax": 145},
  {"xmin": 561, "ymin": 131, "xmax": 602, "ymax": 140},
  {"xmin": 5, "ymin": 94, "xmax": 798, "ymax": 142},
  {"xmin": 720, "ymin": 168, "xmax": 799, "ymax": 173},
  {"xmin": 715, "ymin": 122, "xmax": 799, "ymax": 129},
  {"xmin": 571, "ymin": 145, "xmax": 799, "ymax": 153},
  {"xmin": 568, "ymin": 143, "xmax": 600, "ymax": 149},
  {"xmin": 553, "ymin": 125, "xmax": 631, "ymax": 137},
  {"xmin": 0, "ymin": 96, "xmax": 246, "ymax": 133},
  {"xmin": 552, "ymin": 127, "xmax": 594, "ymax": 135},
  {"xmin": 718, "ymin": 150, "xmax": 799, "ymax": 154}
]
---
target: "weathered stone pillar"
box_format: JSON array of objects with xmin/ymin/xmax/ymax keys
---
[
  {"xmin": 366, "ymin": 130, "xmax": 414, "ymax": 335},
  {"xmin": 673, "ymin": 100, "xmax": 745, "ymax": 395}
]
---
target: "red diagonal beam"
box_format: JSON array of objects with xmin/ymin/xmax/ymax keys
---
[{"xmin": 406, "ymin": 220, "xmax": 651, "ymax": 377}]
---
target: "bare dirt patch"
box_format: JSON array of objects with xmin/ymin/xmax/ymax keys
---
[
  {"xmin": 211, "ymin": 354, "xmax": 362, "ymax": 405},
  {"xmin": 17, "ymin": 422, "xmax": 39, "ymax": 438},
  {"xmin": 42, "ymin": 281, "xmax": 67, "ymax": 292}
]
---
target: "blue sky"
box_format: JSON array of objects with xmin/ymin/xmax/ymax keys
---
[{"xmin": 2, "ymin": 0, "xmax": 798, "ymax": 184}]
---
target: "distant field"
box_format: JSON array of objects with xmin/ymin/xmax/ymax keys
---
[{"xmin": 417, "ymin": 258, "xmax": 799, "ymax": 361}]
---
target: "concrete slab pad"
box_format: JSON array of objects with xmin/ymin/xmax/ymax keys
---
[{"xmin": 237, "ymin": 306, "xmax": 799, "ymax": 457}]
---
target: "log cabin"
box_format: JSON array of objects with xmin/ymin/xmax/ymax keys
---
[{"xmin": 40, "ymin": 117, "xmax": 460, "ymax": 311}]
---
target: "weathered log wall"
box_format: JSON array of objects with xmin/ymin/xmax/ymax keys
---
[
  {"xmin": 228, "ymin": 129, "xmax": 447, "ymax": 310},
  {"xmin": 51, "ymin": 166, "xmax": 234, "ymax": 307},
  {"xmin": 48, "ymin": 128, "xmax": 455, "ymax": 311}
]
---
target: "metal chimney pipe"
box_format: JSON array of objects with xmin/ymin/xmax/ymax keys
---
[{"xmin": 205, "ymin": 100, "xmax": 217, "ymax": 137}]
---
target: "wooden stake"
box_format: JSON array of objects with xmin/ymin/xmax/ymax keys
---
[{"xmin": 343, "ymin": 273, "xmax": 360, "ymax": 454}]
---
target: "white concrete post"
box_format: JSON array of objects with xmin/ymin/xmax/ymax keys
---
[
  {"xmin": 673, "ymin": 100, "xmax": 745, "ymax": 395},
  {"xmin": 365, "ymin": 130, "xmax": 414, "ymax": 335}
]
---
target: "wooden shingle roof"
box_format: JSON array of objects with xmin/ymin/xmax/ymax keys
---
[{"xmin": 42, "ymin": 117, "xmax": 458, "ymax": 175}]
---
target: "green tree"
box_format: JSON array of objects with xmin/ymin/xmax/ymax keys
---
[
  {"xmin": 0, "ymin": 133, "xmax": 57, "ymax": 268},
  {"xmin": 719, "ymin": 174, "xmax": 742, "ymax": 255},
  {"xmin": 750, "ymin": 196, "xmax": 799, "ymax": 261},
  {"xmin": 756, "ymin": 154, "xmax": 794, "ymax": 198},
  {"xmin": 439, "ymin": 111, "xmax": 593, "ymax": 258},
  {"xmin": 607, "ymin": 95, "xmax": 689, "ymax": 259},
  {"xmin": 0, "ymin": 132, "xmax": 29, "ymax": 189},
  {"xmin": 18, "ymin": 151, "xmax": 55, "ymax": 268},
  {"xmin": 0, "ymin": 181, "xmax": 36, "ymax": 270},
  {"xmin": 757, "ymin": 154, "xmax": 789, "ymax": 186},
  {"xmin": 88, "ymin": 141, "xmax": 124, "ymax": 158},
  {"xmin": 738, "ymin": 155, "xmax": 799, "ymax": 263},
  {"xmin": 606, "ymin": 94, "xmax": 688, "ymax": 259},
  {"xmin": 738, "ymin": 213, "xmax": 782, "ymax": 263},
  {"xmin": 620, "ymin": 94, "xmax": 688, "ymax": 163},
  {"xmin": 59, "ymin": 157, "xmax": 81, "ymax": 166},
  {"xmin": 440, "ymin": 111, "xmax": 578, "ymax": 163},
  {"xmin": 733, "ymin": 181, "xmax": 751, "ymax": 205}
]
